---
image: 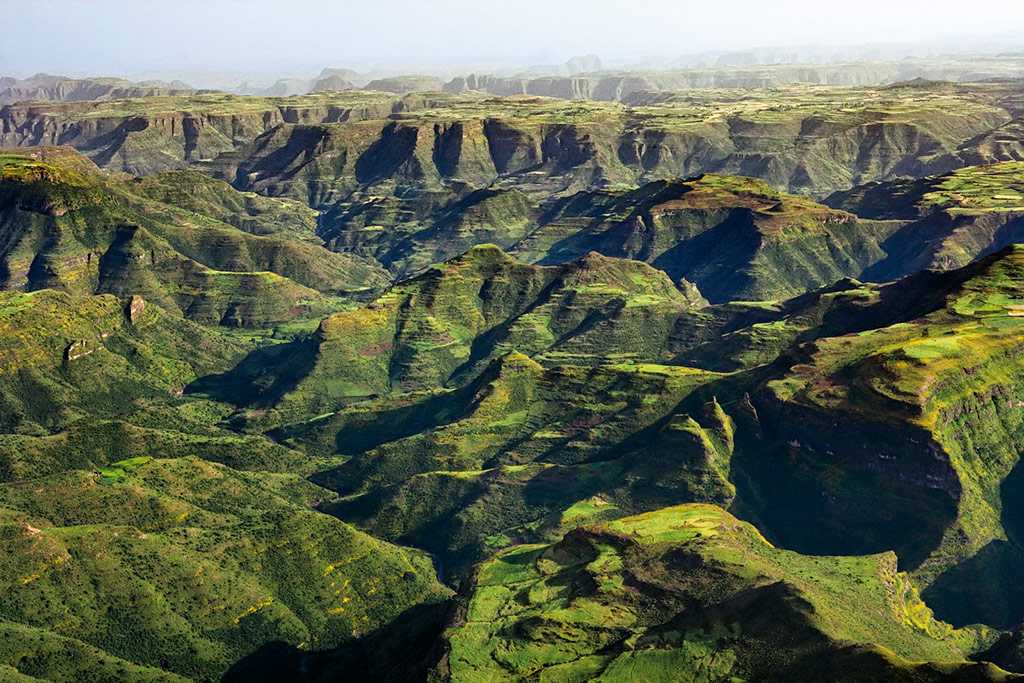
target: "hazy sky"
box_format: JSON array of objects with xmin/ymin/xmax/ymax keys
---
[{"xmin": 4, "ymin": 0, "xmax": 1024, "ymax": 84}]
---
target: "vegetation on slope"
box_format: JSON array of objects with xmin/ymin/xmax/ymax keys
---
[
  {"xmin": 0, "ymin": 285, "xmax": 340, "ymax": 483},
  {"xmin": 3, "ymin": 84, "xmax": 1016, "ymax": 198},
  {"xmin": 192, "ymin": 244, "xmax": 706, "ymax": 423},
  {"xmin": 230, "ymin": 245, "xmax": 1024, "ymax": 641},
  {"xmin": 827, "ymin": 162, "xmax": 1024, "ymax": 278},
  {"xmin": 437, "ymin": 505, "xmax": 1009, "ymax": 682},
  {"xmin": 3, "ymin": 81, "xmax": 1024, "ymax": 683},
  {"xmin": 511, "ymin": 174, "xmax": 897, "ymax": 302},
  {"xmin": 130, "ymin": 170, "xmax": 321, "ymax": 238},
  {"xmin": 0, "ymin": 148, "xmax": 388, "ymax": 328},
  {"xmin": 0, "ymin": 232, "xmax": 449, "ymax": 683},
  {"xmin": 327, "ymin": 162, "xmax": 1024, "ymax": 305},
  {"xmin": 730, "ymin": 246, "xmax": 1024, "ymax": 629},
  {"xmin": 0, "ymin": 456, "xmax": 448, "ymax": 681}
]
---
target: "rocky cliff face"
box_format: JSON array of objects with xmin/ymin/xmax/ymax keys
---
[
  {"xmin": 828, "ymin": 162, "xmax": 1024, "ymax": 279},
  {"xmin": 364, "ymin": 75, "xmax": 445, "ymax": 94},
  {"xmin": 310, "ymin": 74, "xmax": 356, "ymax": 92},
  {"xmin": 444, "ymin": 58, "xmax": 1024, "ymax": 101},
  {"xmin": 2, "ymin": 85, "xmax": 1016, "ymax": 199},
  {"xmin": 0, "ymin": 73, "xmax": 194, "ymax": 105},
  {"xmin": 0, "ymin": 147, "xmax": 389, "ymax": 327},
  {"xmin": 435, "ymin": 505, "xmax": 1003, "ymax": 682},
  {"xmin": 0, "ymin": 93, "xmax": 400, "ymax": 175}
]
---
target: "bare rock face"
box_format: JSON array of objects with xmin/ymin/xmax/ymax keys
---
[
  {"xmin": 565, "ymin": 54, "xmax": 603, "ymax": 75},
  {"xmin": 126, "ymin": 295, "xmax": 146, "ymax": 325},
  {"xmin": 310, "ymin": 74, "xmax": 355, "ymax": 93},
  {"xmin": 0, "ymin": 73, "xmax": 194, "ymax": 106},
  {"xmin": 63, "ymin": 339, "xmax": 96, "ymax": 365},
  {"xmin": 678, "ymin": 278, "xmax": 709, "ymax": 307}
]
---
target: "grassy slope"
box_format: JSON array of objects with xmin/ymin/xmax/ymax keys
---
[
  {"xmin": 729, "ymin": 246, "xmax": 1024, "ymax": 628},
  {"xmin": 238, "ymin": 245, "xmax": 1024, "ymax": 638},
  {"xmin": 0, "ymin": 286, "xmax": 335, "ymax": 481},
  {"xmin": 129, "ymin": 170, "xmax": 321, "ymax": 239},
  {"xmin": 0, "ymin": 148, "xmax": 388, "ymax": 328},
  {"xmin": 0, "ymin": 287, "xmax": 250, "ymax": 434},
  {"xmin": 0, "ymin": 456, "xmax": 448, "ymax": 682},
  {"xmin": 0, "ymin": 619, "xmax": 189, "ymax": 683},
  {"xmin": 0, "ymin": 216, "xmax": 451, "ymax": 682},
  {"xmin": 316, "ymin": 359, "xmax": 731, "ymax": 577},
  {"xmin": 438, "ymin": 504, "xmax": 1010, "ymax": 682},
  {"xmin": 2, "ymin": 87, "xmax": 1024, "ymax": 682},
  {"xmin": 197, "ymin": 245, "xmax": 706, "ymax": 425},
  {"xmin": 826, "ymin": 162, "xmax": 1024, "ymax": 280},
  {"xmin": 512, "ymin": 174, "xmax": 899, "ymax": 303}
]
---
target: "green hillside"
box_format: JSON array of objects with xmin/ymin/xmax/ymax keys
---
[
  {"xmin": 0, "ymin": 149, "xmax": 388, "ymax": 328},
  {"xmin": 0, "ymin": 456, "xmax": 448, "ymax": 681},
  {"xmin": 438, "ymin": 505, "xmax": 1005, "ymax": 682},
  {"xmin": 220, "ymin": 245, "xmax": 1024, "ymax": 638},
  {"xmin": 192, "ymin": 244, "xmax": 706, "ymax": 423},
  {"xmin": 3, "ymin": 80, "xmax": 1024, "ymax": 683}
]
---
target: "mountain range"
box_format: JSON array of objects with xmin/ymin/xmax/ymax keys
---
[{"xmin": 2, "ymin": 70, "xmax": 1024, "ymax": 682}]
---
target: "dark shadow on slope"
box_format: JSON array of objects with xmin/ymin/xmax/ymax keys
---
[
  {"xmin": 432, "ymin": 121, "xmax": 463, "ymax": 178},
  {"xmin": 531, "ymin": 216, "xmax": 642, "ymax": 269},
  {"xmin": 973, "ymin": 622, "xmax": 1024, "ymax": 674},
  {"xmin": 185, "ymin": 337, "xmax": 318, "ymax": 408},
  {"xmin": 222, "ymin": 601, "xmax": 450, "ymax": 683},
  {"xmin": 989, "ymin": 216, "xmax": 1024, "ymax": 260},
  {"xmin": 860, "ymin": 214, "xmax": 956, "ymax": 282},
  {"xmin": 1002, "ymin": 452, "xmax": 1024, "ymax": 549},
  {"xmin": 923, "ymin": 540, "xmax": 1024, "ymax": 629},
  {"xmin": 677, "ymin": 340, "xmax": 962, "ymax": 572},
  {"xmin": 78, "ymin": 116, "xmax": 149, "ymax": 168},
  {"xmin": 444, "ymin": 274, "xmax": 565, "ymax": 385},
  {"xmin": 317, "ymin": 390, "xmax": 468, "ymax": 456},
  {"xmin": 924, "ymin": 454, "xmax": 1024, "ymax": 629},
  {"xmin": 355, "ymin": 123, "xmax": 420, "ymax": 185},
  {"xmin": 649, "ymin": 209, "xmax": 762, "ymax": 303},
  {"xmin": 483, "ymin": 118, "xmax": 540, "ymax": 174},
  {"xmin": 863, "ymin": 214, "xmax": 1024, "ymax": 284},
  {"xmin": 307, "ymin": 355, "xmax": 541, "ymax": 493},
  {"xmin": 235, "ymin": 125, "xmax": 330, "ymax": 190},
  {"xmin": 727, "ymin": 388, "xmax": 960, "ymax": 570}
]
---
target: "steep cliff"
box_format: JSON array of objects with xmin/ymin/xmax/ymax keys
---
[
  {"xmin": 436, "ymin": 505, "xmax": 1007, "ymax": 682},
  {"xmin": 0, "ymin": 147, "xmax": 388, "ymax": 327},
  {"xmin": 0, "ymin": 73, "xmax": 194, "ymax": 106},
  {"xmin": 2, "ymin": 85, "xmax": 1015, "ymax": 200}
]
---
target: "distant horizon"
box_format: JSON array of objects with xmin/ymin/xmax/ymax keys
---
[
  {"xmin": 4, "ymin": 0, "xmax": 1023, "ymax": 90},
  {"xmin": 4, "ymin": 37, "xmax": 1024, "ymax": 92}
]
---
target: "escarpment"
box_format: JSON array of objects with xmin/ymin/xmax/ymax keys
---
[
  {"xmin": 0, "ymin": 147, "xmax": 389, "ymax": 327},
  {"xmin": 442, "ymin": 60, "xmax": 1024, "ymax": 101},
  {"xmin": 0, "ymin": 73, "xmax": 196, "ymax": 106},
  {"xmin": 0, "ymin": 83, "xmax": 1016, "ymax": 201},
  {"xmin": 7, "ymin": 74, "xmax": 1024, "ymax": 683}
]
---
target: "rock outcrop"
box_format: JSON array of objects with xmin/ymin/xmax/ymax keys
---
[
  {"xmin": 126, "ymin": 294, "xmax": 145, "ymax": 324},
  {"xmin": 0, "ymin": 73, "xmax": 194, "ymax": 105}
]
